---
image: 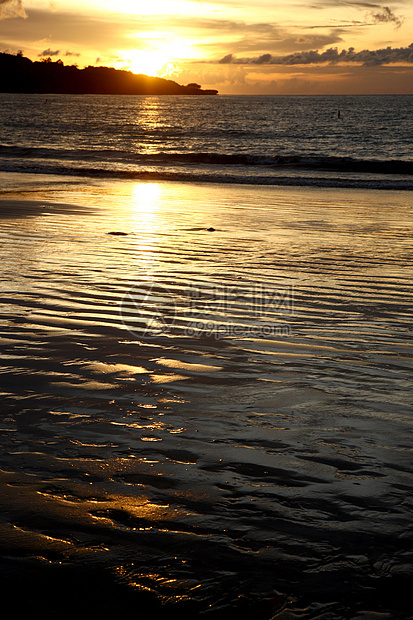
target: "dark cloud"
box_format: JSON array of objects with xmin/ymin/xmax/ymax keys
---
[
  {"xmin": 252, "ymin": 53, "xmax": 272, "ymax": 64},
  {"xmin": 0, "ymin": 0, "xmax": 26, "ymax": 20},
  {"xmin": 38, "ymin": 48, "xmax": 60, "ymax": 57},
  {"xmin": 309, "ymin": 2, "xmax": 404, "ymax": 29},
  {"xmin": 218, "ymin": 43, "xmax": 413, "ymax": 66},
  {"xmin": 65, "ymin": 50, "xmax": 80, "ymax": 57},
  {"xmin": 370, "ymin": 6, "xmax": 403, "ymax": 28},
  {"xmin": 304, "ymin": 21, "xmax": 366, "ymax": 29},
  {"xmin": 312, "ymin": 0, "xmax": 396, "ymax": 8},
  {"xmin": 219, "ymin": 54, "xmax": 234, "ymax": 64}
]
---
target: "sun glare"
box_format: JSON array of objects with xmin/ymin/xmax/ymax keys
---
[
  {"xmin": 122, "ymin": 38, "xmax": 197, "ymax": 77},
  {"xmin": 126, "ymin": 50, "xmax": 172, "ymax": 77}
]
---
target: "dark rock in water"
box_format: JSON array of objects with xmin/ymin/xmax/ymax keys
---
[
  {"xmin": 107, "ymin": 231, "xmax": 128, "ymax": 236},
  {"xmin": 185, "ymin": 227, "xmax": 217, "ymax": 232}
]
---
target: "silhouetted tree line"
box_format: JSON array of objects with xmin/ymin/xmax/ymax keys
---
[{"xmin": 0, "ymin": 52, "xmax": 218, "ymax": 95}]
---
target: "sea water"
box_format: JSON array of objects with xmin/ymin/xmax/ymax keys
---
[{"xmin": 0, "ymin": 93, "xmax": 412, "ymax": 189}]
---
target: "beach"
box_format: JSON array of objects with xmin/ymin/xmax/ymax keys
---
[{"xmin": 1, "ymin": 172, "xmax": 412, "ymax": 618}]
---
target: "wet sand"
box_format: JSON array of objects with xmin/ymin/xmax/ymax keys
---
[{"xmin": 1, "ymin": 174, "xmax": 412, "ymax": 618}]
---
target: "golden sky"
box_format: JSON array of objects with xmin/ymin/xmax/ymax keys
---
[{"xmin": 1, "ymin": 0, "xmax": 413, "ymax": 93}]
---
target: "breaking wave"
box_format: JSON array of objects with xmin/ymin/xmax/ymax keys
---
[{"xmin": 0, "ymin": 144, "xmax": 412, "ymax": 190}]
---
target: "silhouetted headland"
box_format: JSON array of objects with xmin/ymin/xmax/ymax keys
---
[{"xmin": 0, "ymin": 52, "xmax": 218, "ymax": 95}]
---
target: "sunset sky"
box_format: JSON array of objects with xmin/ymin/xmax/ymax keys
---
[{"xmin": 1, "ymin": 0, "xmax": 412, "ymax": 94}]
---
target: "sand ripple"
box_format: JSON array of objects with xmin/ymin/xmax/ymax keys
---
[{"xmin": 0, "ymin": 181, "xmax": 412, "ymax": 618}]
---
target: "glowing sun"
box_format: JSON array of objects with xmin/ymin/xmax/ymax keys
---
[
  {"xmin": 127, "ymin": 49, "xmax": 173, "ymax": 77},
  {"xmin": 121, "ymin": 36, "xmax": 197, "ymax": 77}
]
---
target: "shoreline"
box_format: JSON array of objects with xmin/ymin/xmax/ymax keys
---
[
  {"xmin": 0, "ymin": 166, "xmax": 411, "ymax": 192},
  {"xmin": 1, "ymin": 169, "xmax": 412, "ymax": 199}
]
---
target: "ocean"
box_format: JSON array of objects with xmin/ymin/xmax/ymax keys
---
[
  {"xmin": 0, "ymin": 93, "xmax": 412, "ymax": 189},
  {"xmin": 0, "ymin": 94, "xmax": 412, "ymax": 619}
]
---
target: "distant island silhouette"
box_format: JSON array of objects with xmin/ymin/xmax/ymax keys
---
[{"xmin": 0, "ymin": 52, "xmax": 218, "ymax": 96}]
